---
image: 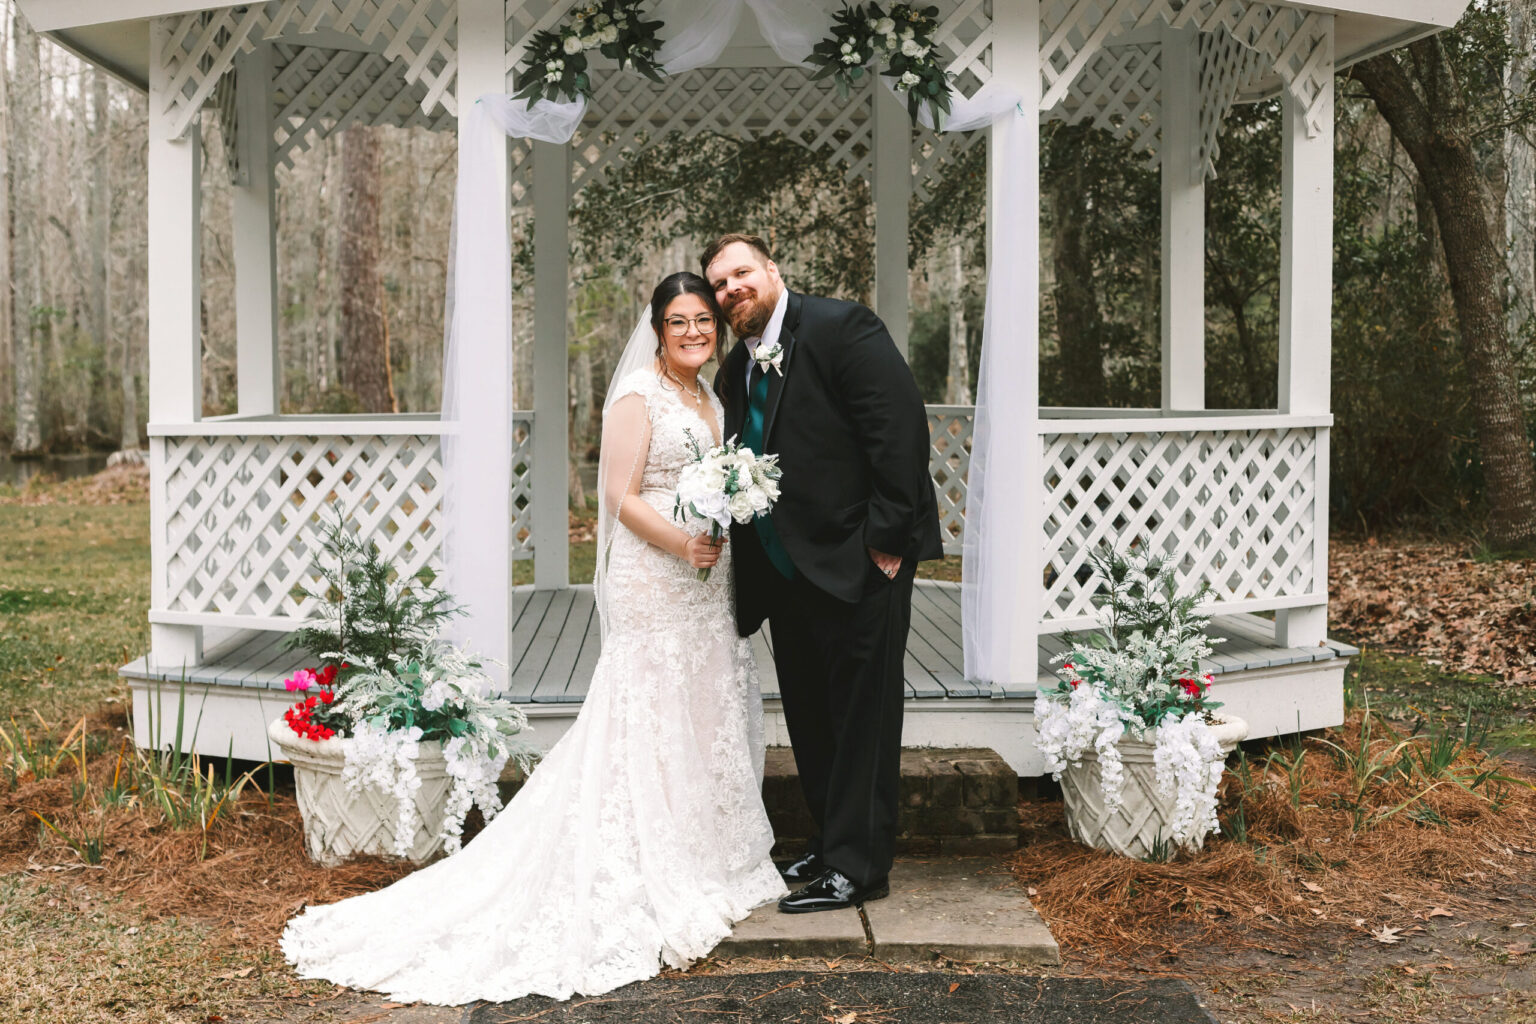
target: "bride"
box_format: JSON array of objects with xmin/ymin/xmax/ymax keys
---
[{"xmin": 280, "ymin": 271, "xmax": 786, "ymax": 1004}]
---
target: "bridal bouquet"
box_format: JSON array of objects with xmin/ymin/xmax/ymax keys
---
[{"xmin": 673, "ymin": 430, "xmax": 782, "ymax": 580}]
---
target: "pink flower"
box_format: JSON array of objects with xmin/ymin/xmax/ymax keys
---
[{"xmin": 284, "ymin": 668, "xmax": 317, "ymax": 692}]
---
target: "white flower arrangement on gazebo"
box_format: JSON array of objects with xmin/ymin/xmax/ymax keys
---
[{"xmin": 18, "ymin": 0, "xmax": 1472, "ymax": 774}]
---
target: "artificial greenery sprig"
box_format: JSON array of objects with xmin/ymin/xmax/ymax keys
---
[
  {"xmin": 806, "ymin": 3, "xmax": 952, "ymax": 128},
  {"xmin": 513, "ymin": 0, "xmax": 665, "ymax": 106},
  {"xmin": 287, "ymin": 507, "xmax": 461, "ymax": 674}
]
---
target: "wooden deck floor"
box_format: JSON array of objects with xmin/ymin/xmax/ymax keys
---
[{"xmin": 122, "ymin": 582, "xmax": 1357, "ymax": 702}]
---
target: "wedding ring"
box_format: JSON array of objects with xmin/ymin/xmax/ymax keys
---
[{"xmin": 884, "ymin": 567, "xmax": 896, "ymax": 577}]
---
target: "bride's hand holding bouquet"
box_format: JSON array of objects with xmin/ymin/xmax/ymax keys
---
[{"xmin": 674, "ymin": 430, "xmax": 782, "ymax": 580}]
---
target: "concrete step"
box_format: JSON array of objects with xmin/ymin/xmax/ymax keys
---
[{"xmin": 719, "ymin": 857, "xmax": 1059, "ymax": 965}]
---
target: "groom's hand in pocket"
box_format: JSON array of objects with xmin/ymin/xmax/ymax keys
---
[{"xmin": 867, "ymin": 546, "xmax": 902, "ymax": 581}]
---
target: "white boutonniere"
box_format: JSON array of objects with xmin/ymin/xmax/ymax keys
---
[{"xmin": 753, "ymin": 339, "xmax": 785, "ymax": 376}]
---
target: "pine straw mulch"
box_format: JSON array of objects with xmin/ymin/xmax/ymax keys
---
[
  {"xmin": 0, "ymin": 710, "xmax": 413, "ymax": 947},
  {"xmin": 0, "ymin": 461, "xmax": 150, "ymax": 506},
  {"xmin": 1330, "ymin": 535, "xmax": 1536, "ymax": 686},
  {"xmin": 1009, "ymin": 710, "xmax": 1536, "ymax": 968}
]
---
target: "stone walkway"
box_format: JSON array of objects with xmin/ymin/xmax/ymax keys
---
[{"xmin": 720, "ymin": 857, "xmax": 1058, "ymax": 964}]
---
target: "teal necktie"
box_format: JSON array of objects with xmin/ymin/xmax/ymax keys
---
[{"xmin": 742, "ymin": 365, "xmax": 795, "ymax": 579}]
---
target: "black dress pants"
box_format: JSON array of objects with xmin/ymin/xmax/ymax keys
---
[{"xmin": 767, "ymin": 558, "xmax": 914, "ymax": 888}]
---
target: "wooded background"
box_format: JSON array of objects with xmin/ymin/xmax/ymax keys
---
[{"xmin": 3, "ymin": 1, "xmax": 1536, "ymax": 546}]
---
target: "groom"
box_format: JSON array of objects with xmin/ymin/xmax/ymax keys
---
[{"xmin": 705, "ymin": 234, "xmax": 942, "ymax": 913}]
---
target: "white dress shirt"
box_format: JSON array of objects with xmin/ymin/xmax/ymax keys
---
[{"xmin": 743, "ymin": 287, "xmax": 790, "ymax": 392}]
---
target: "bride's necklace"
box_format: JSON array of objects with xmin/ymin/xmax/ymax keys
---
[{"xmin": 667, "ymin": 368, "xmax": 703, "ymax": 403}]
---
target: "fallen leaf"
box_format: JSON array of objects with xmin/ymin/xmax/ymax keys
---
[
  {"xmin": 948, "ymin": 982, "xmax": 960, "ymax": 994},
  {"xmin": 1507, "ymin": 943, "xmax": 1532, "ymax": 957},
  {"xmin": 380, "ymin": 1004, "xmax": 408, "ymax": 1010},
  {"xmin": 1027, "ymin": 887, "xmax": 1038, "ymax": 897},
  {"xmin": 1427, "ymin": 908, "xmax": 1454, "ymax": 919},
  {"xmin": 835, "ymin": 1014, "xmax": 858, "ymax": 1024},
  {"xmin": 1372, "ymin": 926, "xmax": 1404, "ymax": 944},
  {"xmin": 1301, "ymin": 881, "xmax": 1324, "ymax": 893}
]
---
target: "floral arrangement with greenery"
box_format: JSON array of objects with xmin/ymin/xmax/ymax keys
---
[
  {"xmin": 279, "ymin": 512, "xmax": 536, "ymax": 856},
  {"xmin": 806, "ymin": 3, "xmax": 951, "ymax": 127},
  {"xmin": 1034, "ymin": 548, "xmax": 1230, "ymax": 845},
  {"xmin": 512, "ymin": 0, "xmax": 665, "ymax": 106}
]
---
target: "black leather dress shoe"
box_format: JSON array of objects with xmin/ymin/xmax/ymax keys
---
[
  {"xmin": 777, "ymin": 868, "xmax": 889, "ymax": 914},
  {"xmin": 777, "ymin": 850, "xmax": 822, "ymax": 882}
]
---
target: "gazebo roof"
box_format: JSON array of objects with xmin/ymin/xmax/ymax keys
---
[
  {"xmin": 17, "ymin": 0, "xmax": 1472, "ymax": 196},
  {"xmin": 23, "ymin": 0, "xmax": 1472, "ymax": 97}
]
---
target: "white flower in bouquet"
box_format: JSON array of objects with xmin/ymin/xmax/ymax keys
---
[
  {"xmin": 673, "ymin": 430, "xmax": 784, "ymax": 581},
  {"xmin": 562, "ymin": 34, "xmax": 583, "ymax": 55},
  {"xmin": 874, "ymin": 16, "xmax": 895, "ymax": 34}
]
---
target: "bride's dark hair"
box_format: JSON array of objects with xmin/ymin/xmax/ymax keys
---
[{"xmin": 648, "ymin": 272, "xmax": 725, "ymax": 368}]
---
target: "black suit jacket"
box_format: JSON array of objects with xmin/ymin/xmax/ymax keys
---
[{"xmin": 714, "ymin": 290, "xmax": 943, "ymax": 635}]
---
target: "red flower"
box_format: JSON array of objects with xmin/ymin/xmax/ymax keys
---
[
  {"xmin": 1069, "ymin": 678, "xmax": 1081, "ymax": 689},
  {"xmin": 1177, "ymin": 677, "xmax": 1204, "ymax": 697},
  {"xmin": 317, "ymin": 664, "xmax": 338, "ymax": 687}
]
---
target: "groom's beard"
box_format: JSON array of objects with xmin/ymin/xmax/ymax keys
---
[{"xmin": 724, "ymin": 286, "xmax": 776, "ymax": 338}]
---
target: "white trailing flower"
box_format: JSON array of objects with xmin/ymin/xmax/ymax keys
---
[
  {"xmin": 342, "ymin": 721, "xmax": 425, "ymax": 858},
  {"xmin": 1153, "ymin": 713, "xmax": 1226, "ymax": 844},
  {"xmin": 898, "ymin": 70, "xmax": 921, "ymax": 89},
  {"xmin": 901, "ymin": 38, "xmax": 926, "ymax": 58},
  {"xmin": 562, "ymin": 34, "xmax": 583, "ymax": 55}
]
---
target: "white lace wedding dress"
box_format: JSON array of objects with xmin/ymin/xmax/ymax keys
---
[{"xmin": 280, "ymin": 368, "xmax": 786, "ymax": 1005}]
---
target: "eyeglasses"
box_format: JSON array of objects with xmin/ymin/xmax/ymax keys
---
[{"xmin": 663, "ymin": 314, "xmax": 717, "ymax": 336}]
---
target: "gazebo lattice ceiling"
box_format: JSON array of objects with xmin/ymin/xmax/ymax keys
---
[{"xmin": 158, "ymin": 0, "xmax": 1334, "ymax": 196}]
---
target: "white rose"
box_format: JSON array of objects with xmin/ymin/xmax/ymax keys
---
[
  {"xmin": 874, "ymin": 16, "xmax": 895, "ymax": 34},
  {"xmin": 840, "ymin": 41, "xmax": 852, "ymax": 53},
  {"xmin": 562, "ymin": 35, "xmax": 583, "ymax": 55},
  {"xmin": 748, "ymin": 487, "xmax": 770, "ymax": 512},
  {"xmin": 545, "ymin": 71, "xmax": 561, "ymax": 82},
  {"xmin": 594, "ymin": 13, "xmax": 610, "ymax": 26},
  {"xmin": 885, "ymin": 34, "xmax": 899, "ymax": 50},
  {"xmin": 727, "ymin": 491, "xmax": 756, "ymax": 522},
  {"xmin": 600, "ymin": 25, "xmax": 619, "ymax": 44},
  {"xmin": 901, "ymin": 38, "xmax": 924, "ymax": 58},
  {"xmin": 581, "ymin": 33, "xmax": 599, "ymax": 47},
  {"xmin": 901, "ymin": 27, "xmax": 915, "ymax": 40},
  {"xmin": 900, "ymin": 70, "xmax": 921, "ymax": 87}
]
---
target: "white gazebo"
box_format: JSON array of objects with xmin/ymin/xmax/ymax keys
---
[{"xmin": 23, "ymin": 0, "xmax": 1468, "ymax": 772}]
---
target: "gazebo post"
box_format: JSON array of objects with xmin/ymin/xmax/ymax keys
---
[
  {"xmin": 146, "ymin": 18, "xmax": 204, "ymax": 667},
  {"xmin": 984, "ymin": 0, "xmax": 1043, "ymax": 683},
  {"xmin": 531, "ymin": 140, "xmax": 571, "ymax": 590},
  {"xmin": 1159, "ymin": 24, "xmax": 1205, "ymax": 413},
  {"xmin": 873, "ymin": 84, "xmax": 911, "ymax": 358},
  {"xmin": 452, "ymin": 0, "xmax": 516, "ymax": 674},
  {"xmin": 1276, "ymin": 80, "xmax": 1334, "ymax": 648},
  {"xmin": 233, "ymin": 41, "xmax": 280, "ymax": 416}
]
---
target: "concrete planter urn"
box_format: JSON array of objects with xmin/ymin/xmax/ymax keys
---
[
  {"xmin": 1059, "ymin": 716, "xmax": 1248, "ymax": 861},
  {"xmin": 267, "ymin": 718, "xmax": 454, "ymax": 867}
]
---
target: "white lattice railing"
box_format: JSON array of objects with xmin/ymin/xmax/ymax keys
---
[
  {"xmin": 146, "ymin": 409, "xmax": 1326, "ymax": 633},
  {"xmin": 148, "ymin": 414, "xmax": 533, "ymax": 630},
  {"xmin": 1040, "ymin": 414, "xmax": 1328, "ymax": 630},
  {"xmin": 927, "ymin": 405, "xmax": 973, "ymax": 556}
]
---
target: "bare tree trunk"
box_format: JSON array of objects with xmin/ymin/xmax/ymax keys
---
[
  {"xmin": 1048, "ymin": 127, "xmax": 1107, "ymax": 406},
  {"xmin": 944, "ymin": 238, "xmax": 971, "ymax": 404},
  {"xmin": 0, "ymin": 1, "xmax": 13, "ymax": 426},
  {"xmin": 1508, "ymin": 1, "xmax": 1536, "ymax": 354},
  {"xmin": 1354, "ymin": 43, "xmax": 1536, "ymax": 550},
  {"xmin": 337, "ymin": 126, "xmax": 393, "ymax": 412},
  {"xmin": 9, "ymin": 7, "xmax": 43, "ymax": 454}
]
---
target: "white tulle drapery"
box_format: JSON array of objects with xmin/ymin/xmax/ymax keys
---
[
  {"xmin": 947, "ymin": 109, "xmax": 1028, "ymax": 685},
  {"xmin": 440, "ymin": 0, "xmax": 1028, "ymax": 686}
]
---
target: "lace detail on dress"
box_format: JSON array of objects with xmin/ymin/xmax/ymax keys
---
[{"xmin": 281, "ymin": 368, "xmax": 784, "ymax": 1005}]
